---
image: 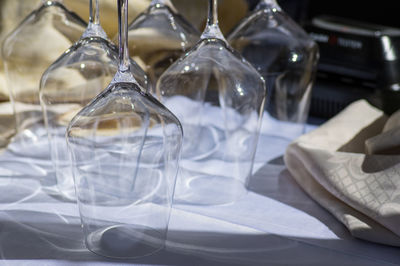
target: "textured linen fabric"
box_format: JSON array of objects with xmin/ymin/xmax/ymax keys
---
[
  {"xmin": 285, "ymin": 100, "xmax": 400, "ymax": 246},
  {"xmin": 0, "ymin": 98, "xmax": 400, "ymax": 264}
]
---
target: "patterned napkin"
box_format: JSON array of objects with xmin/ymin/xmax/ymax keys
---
[{"xmin": 285, "ymin": 100, "xmax": 400, "ymax": 246}]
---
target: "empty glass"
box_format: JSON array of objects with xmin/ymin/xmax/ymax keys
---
[
  {"xmin": 157, "ymin": 0, "xmax": 266, "ymax": 205},
  {"xmin": 125, "ymin": 0, "xmax": 200, "ymax": 91},
  {"xmin": 66, "ymin": 0, "xmax": 182, "ymax": 259},
  {"xmin": 1, "ymin": 0, "xmax": 86, "ymax": 155},
  {"xmin": 40, "ymin": 0, "xmax": 149, "ymax": 200},
  {"xmin": 228, "ymin": 0, "xmax": 319, "ymax": 141}
]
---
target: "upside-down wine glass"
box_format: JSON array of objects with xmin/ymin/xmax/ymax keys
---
[
  {"xmin": 125, "ymin": 0, "xmax": 200, "ymax": 92},
  {"xmin": 40, "ymin": 0, "xmax": 149, "ymax": 200},
  {"xmin": 1, "ymin": 0, "xmax": 86, "ymax": 158},
  {"xmin": 228, "ymin": 0, "xmax": 319, "ymax": 143},
  {"xmin": 157, "ymin": 0, "xmax": 266, "ymax": 205},
  {"xmin": 66, "ymin": 0, "xmax": 182, "ymax": 259}
]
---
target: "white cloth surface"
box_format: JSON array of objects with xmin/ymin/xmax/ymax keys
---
[{"xmin": 0, "ymin": 110, "xmax": 400, "ymax": 265}]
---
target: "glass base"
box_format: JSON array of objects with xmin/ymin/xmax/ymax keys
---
[
  {"xmin": 174, "ymin": 174, "xmax": 248, "ymax": 206},
  {"xmin": 41, "ymin": 185, "xmax": 76, "ymax": 202},
  {"xmin": 39, "ymin": 169, "xmax": 77, "ymax": 202},
  {"xmin": 255, "ymin": 134, "xmax": 292, "ymax": 163},
  {"xmin": 86, "ymin": 224, "xmax": 164, "ymax": 259},
  {"xmin": 261, "ymin": 113, "xmax": 306, "ymax": 141},
  {"xmin": 181, "ymin": 125, "xmax": 220, "ymax": 160},
  {"xmin": 7, "ymin": 127, "xmax": 51, "ymax": 161}
]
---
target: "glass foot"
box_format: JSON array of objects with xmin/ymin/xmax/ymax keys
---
[
  {"xmin": 181, "ymin": 125, "xmax": 221, "ymax": 160},
  {"xmin": 255, "ymin": 134, "xmax": 292, "ymax": 163},
  {"xmin": 86, "ymin": 224, "xmax": 165, "ymax": 259},
  {"xmin": 175, "ymin": 173, "xmax": 248, "ymax": 206}
]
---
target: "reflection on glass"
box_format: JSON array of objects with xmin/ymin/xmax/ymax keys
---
[
  {"xmin": 125, "ymin": 0, "xmax": 200, "ymax": 91},
  {"xmin": 39, "ymin": 0, "xmax": 149, "ymax": 200},
  {"xmin": 66, "ymin": 0, "xmax": 182, "ymax": 259},
  {"xmin": 1, "ymin": 0, "xmax": 86, "ymax": 153},
  {"xmin": 158, "ymin": 0, "xmax": 265, "ymax": 205},
  {"xmin": 228, "ymin": 0, "xmax": 319, "ymax": 140}
]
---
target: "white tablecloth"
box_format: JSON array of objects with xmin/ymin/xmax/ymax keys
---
[{"xmin": 0, "ymin": 124, "xmax": 399, "ymax": 266}]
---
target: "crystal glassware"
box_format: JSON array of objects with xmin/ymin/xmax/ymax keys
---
[
  {"xmin": 157, "ymin": 0, "xmax": 266, "ymax": 205},
  {"xmin": 228, "ymin": 0, "xmax": 319, "ymax": 141},
  {"xmin": 1, "ymin": 0, "xmax": 86, "ymax": 155},
  {"xmin": 40, "ymin": 0, "xmax": 149, "ymax": 200},
  {"xmin": 66, "ymin": 0, "xmax": 182, "ymax": 259},
  {"xmin": 125, "ymin": 0, "xmax": 200, "ymax": 91}
]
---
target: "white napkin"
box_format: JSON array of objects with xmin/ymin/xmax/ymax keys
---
[{"xmin": 285, "ymin": 100, "xmax": 400, "ymax": 246}]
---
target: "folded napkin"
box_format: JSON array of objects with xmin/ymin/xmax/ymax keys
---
[{"xmin": 285, "ymin": 100, "xmax": 400, "ymax": 246}]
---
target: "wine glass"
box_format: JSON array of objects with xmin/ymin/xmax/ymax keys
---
[
  {"xmin": 157, "ymin": 0, "xmax": 266, "ymax": 205},
  {"xmin": 125, "ymin": 0, "xmax": 200, "ymax": 92},
  {"xmin": 1, "ymin": 0, "xmax": 86, "ymax": 158},
  {"xmin": 39, "ymin": 0, "xmax": 149, "ymax": 200},
  {"xmin": 66, "ymin": 0, "xmax": 182, "ymax": 259},
  {"xmin": 228, "ymin": 0, "xmax": 319, "ymax": 143}
]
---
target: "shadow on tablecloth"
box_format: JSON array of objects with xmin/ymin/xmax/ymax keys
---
[{"xmin": 0, "ymin": 209, "xmax": 388, "ymax": 266}]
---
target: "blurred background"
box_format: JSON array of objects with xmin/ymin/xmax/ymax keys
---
[
  {"xmin": 1, "ymin": 0, "xmax": 246, "ymax": 103},
  {"xmin": 1, "ymin": 0, "xmax": 399, "ymax": 120}
]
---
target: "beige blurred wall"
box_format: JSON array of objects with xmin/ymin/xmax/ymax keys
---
[
  {"xmin": 0, "ymin": 0, "xmax": 249, "ymax": 101},
  {"xmin": 64, "ymin": 0, "xmax": 248, "ymax": 37}
]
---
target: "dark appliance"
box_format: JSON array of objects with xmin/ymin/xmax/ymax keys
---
[{"xmin": 306, "ymin": 15, "xmax": 400, "ymax": 119}]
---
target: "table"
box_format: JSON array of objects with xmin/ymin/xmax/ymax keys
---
[{"xmin": 0, "ymin": 126, "xmax": 399, "ymax": 265}]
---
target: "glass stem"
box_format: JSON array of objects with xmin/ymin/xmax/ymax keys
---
[
  {"xmin": 257, "ymin": 0, "xmax": 281, "ymax": 10},
  {"xmin": 149, "ymin": 0, "xmax": 177, "ymax": 13},
  {"xmin": 82, "ymin": 0, "xmax": 106, "ymax": 39},
  {"xmin": 150, "ymin": 0, "xmax": 171, "ymax": 6},
  {"xmin": 200, "ymin": 0, "xmax": 226, "ymax": 41},
  {"xmin": 118, "ymin": 0, "xmax": 131, "ymax": 73},
  {"xmin": 208, "ymin": 0, "xmax": 219, "ymax": 27},
  {"xmin": 89, "ymin": 0, "xmax": 100, "ymax": 25},
  {"xmin": 42, "ymin": 0, "xmax": 64, "ymax": 3}
]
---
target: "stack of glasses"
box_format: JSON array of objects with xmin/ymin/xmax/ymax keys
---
[{"xmin": 0, "ymin": 0, "xmax": 318, "ymax": 259}]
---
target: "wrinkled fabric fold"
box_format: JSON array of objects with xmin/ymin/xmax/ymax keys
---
[{"xmin": 285, "ymin": 100, "xmax": 400, "ymax": 246}]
